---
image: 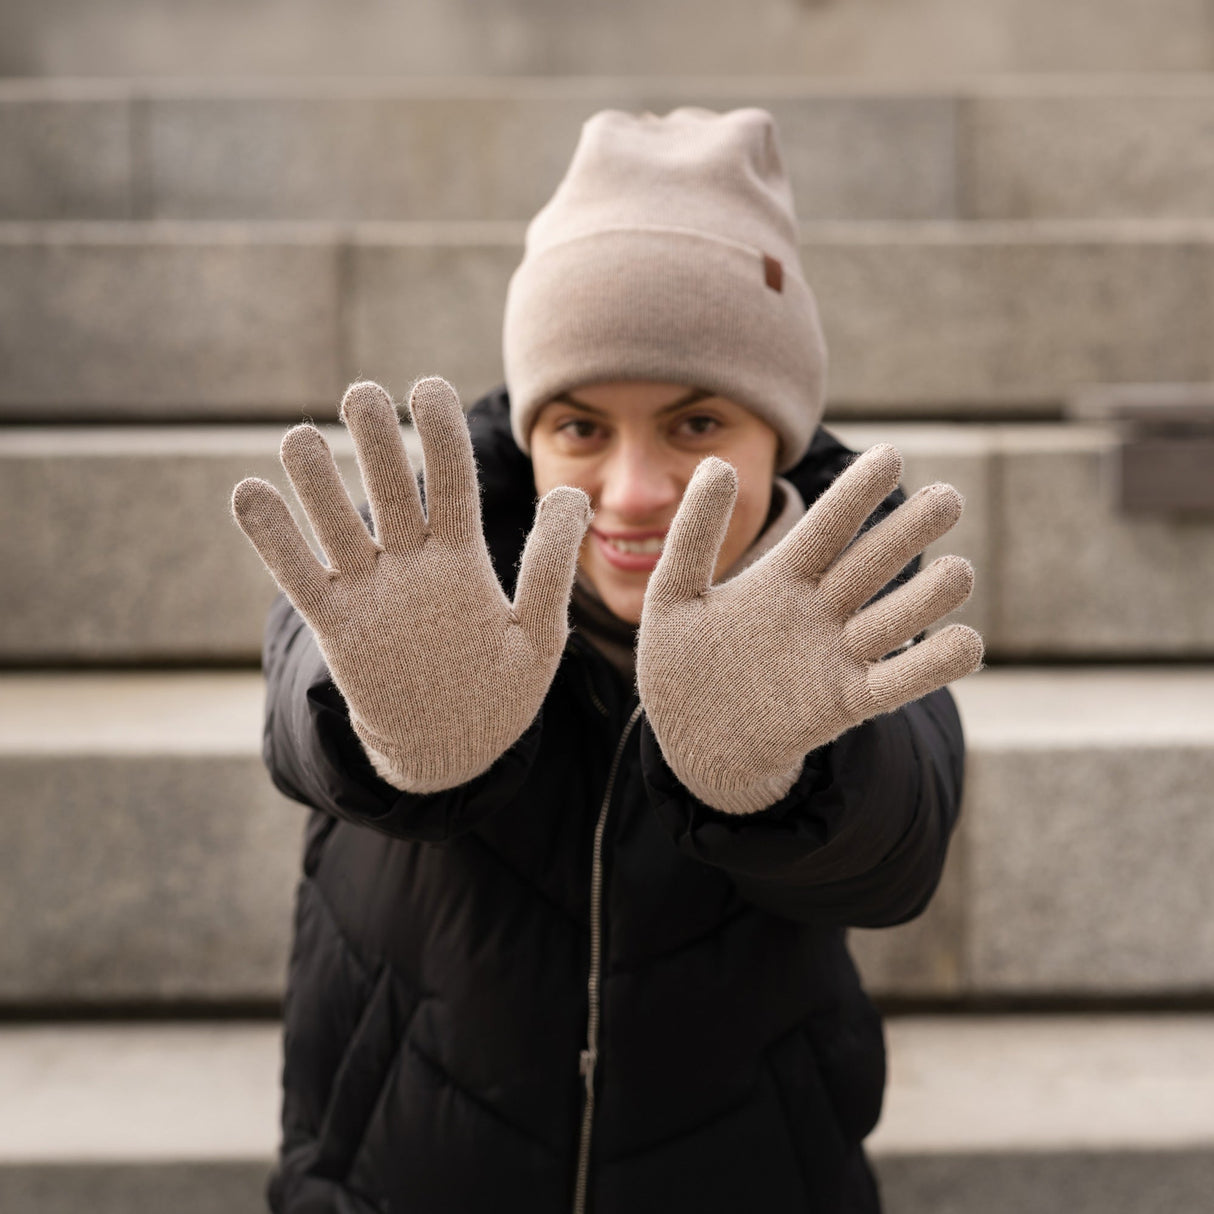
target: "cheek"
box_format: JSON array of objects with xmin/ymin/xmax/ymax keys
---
[
  {"xmin": 529, "ymin": 448, "xmax": 558, "ymax": 499},
  {"xmin": 727, "ymin": 483, "xmax": 773, "ymax": 554},
  {"xmin": 531, "ymin": 446, "xmax": 591, "ymax": 501},
  {"xmin": 720, "ymin": 447, "xmax": 779, "ymax": 555},
  {"xmin": 530, "ymin": 451, "xmax": 601, "ymax": 573}
]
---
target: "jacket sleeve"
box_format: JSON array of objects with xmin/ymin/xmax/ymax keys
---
[
  {"xmin": 260, "ymin": 591, "xmax": 543, "ymax": 842},
  {"xmin": 640, "ymin": 684, "xmax": 965, "ymax": 928}
]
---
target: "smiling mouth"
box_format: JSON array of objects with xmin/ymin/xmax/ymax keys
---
[{"xmin": 601, "ymin": 535, "xmax": 665, "ymax": 555}]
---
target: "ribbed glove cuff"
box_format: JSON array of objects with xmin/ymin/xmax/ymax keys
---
[
  {"xmin": 666, "ymin": 753, "xmax": 806, "ymax": 816},
  {"xmin": 353, "ymin": 725, "xmax": 420, "ymax": 793},
  {"xmin": 351, "ymin": 715, "xmax": 508, "ymax": 797}
]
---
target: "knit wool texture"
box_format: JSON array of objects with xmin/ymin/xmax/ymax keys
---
[
  {"xmin": 636, "ymin": 445, "xmax": 984, "ymax": 815},
  {"xmin": 503, "ymin": 106, "xmax": 829, "ymax": 472},
  {"xmin": 232, "ymin": 377, "xmax": 591, "ymax": 794},
  {"xmin": 573, "ymin": 477, "xmax": 806, "ymax": 681}
]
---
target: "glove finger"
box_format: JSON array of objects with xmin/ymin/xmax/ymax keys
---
[
  {"xmin": 845, "ymin": 555, "xmax": 974, "ymax": 661},
  {"xmin": 232, "ymin": 477, "xmax": 333, "ymax": 622},
  {"xmin": 408, "ymin": 376, "xmax": 480, "ymax": 546},
  {"xmin": 644, "ymin": 457, "xmax": 737, "ymax": 609},
  {"xmin": 822, "ymin": 482, "xmax": 963, "ymax": 615},
  {"xmin": 513, "ymin": 486, "xmax": 593, "ymax": 656},
  {"xmin": 341, "ymin": 380, "xmax": 425, "ymax": 554},
  {"xmin": 769, "ymin": 444, "xmax": 902, "ymax": 582},
  {"xmin": 866, "ymin": 623, "xmax": 984, "ymax": 715},
  {"xmin": 280, "ymin": 424, "xmax": 379, "ymax": 576}
]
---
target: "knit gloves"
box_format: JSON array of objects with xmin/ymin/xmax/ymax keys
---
[
  {"xmin": 636, "ymin": 444, "xmax": 983, "ymax": 815},
  {"xmin": 232, "ymin": 377, "xmax": 591, "ymax": 794}
]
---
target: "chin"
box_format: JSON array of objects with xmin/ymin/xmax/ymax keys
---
[
  {"xmin": 601, "ymin": 589, "xmax": 644, "ymax": 626},
  {"xmin": 589, "ymin": 575, "xmax": 646, "ymax": 625}
]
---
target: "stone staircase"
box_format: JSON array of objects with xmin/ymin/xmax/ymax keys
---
[
  {"xmin": 4, "ymin": 8, "xmax": 1214, "ymax": 1208},
  {"xmin": 4, "ymin": 0, "xmax": 1214, "ymax": 77},
  {"xmin": 4, "ymin": 1016, "xmax": 1213, "ymax": 1214}
]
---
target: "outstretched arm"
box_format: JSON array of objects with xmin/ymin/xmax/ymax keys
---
[
  {"xmin": 233, "ymin": 376, "xmax": 590, "ymax": 833},
  {"xmin": 260, "ymin": 586, "xmax": 546, "ymax": 841},
  {"xmin": 641, "ymin": 683, "xmax": 965, "ymax": 927},
  {"xmin": 636, "ymin": 444, "xmax": 979, "ymax": 923}
]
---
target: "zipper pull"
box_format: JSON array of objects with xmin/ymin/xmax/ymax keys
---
[{"xmin": 579, "ymin": 1047, "xmax": 597, "ymax": 1084}]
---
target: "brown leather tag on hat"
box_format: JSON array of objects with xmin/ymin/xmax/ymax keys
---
[{"xmin": 763, "ymin": 253, "xmax": 783, "ymax": 293}]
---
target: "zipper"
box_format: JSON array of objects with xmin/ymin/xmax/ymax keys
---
[
  {"xmin": 572, "ymin": 698, "xmax": 643, "ymax": 1214},
  {"xmin": 569, "ymin": 633, "xmax": 612, "ymax": 721},
  {"xmin": 583, "ymin": 676, "xmax": 610, "ymax": 722}
]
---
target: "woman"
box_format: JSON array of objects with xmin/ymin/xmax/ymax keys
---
[{"xmin": 233, "ymin": 108, "xmax": 982, "ymax": 1213}]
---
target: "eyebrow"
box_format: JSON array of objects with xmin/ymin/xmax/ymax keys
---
[{"xmin": 552, "ymin": 387, "xmax": 715, "ymax": 417}]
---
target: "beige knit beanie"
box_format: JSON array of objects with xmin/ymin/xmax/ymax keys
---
[{"xmin": 503, "ymin": 107, "xmax": 828, "ymax": 472}]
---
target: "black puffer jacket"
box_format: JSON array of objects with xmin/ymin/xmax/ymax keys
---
[{"xmin": 261, "ymin": 387, "xmax": 966, "ymax": 1214}]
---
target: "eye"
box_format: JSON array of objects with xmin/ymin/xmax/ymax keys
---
[
  {"xmin": 557, "ymin": 417, "xmax": 602, "ymax": 442},
  {"xmin": 674, "ymin": 413, "xmax": 721, "ymax": 439}
]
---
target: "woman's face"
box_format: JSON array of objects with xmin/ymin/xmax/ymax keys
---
[{"xmin": 529, "ymin": 380, "xmax": 780, "ymax": 624}]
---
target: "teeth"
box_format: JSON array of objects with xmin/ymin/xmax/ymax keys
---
[{"xmin": 606, "ymin": 536, "xmax": 664, "ymax": 555}]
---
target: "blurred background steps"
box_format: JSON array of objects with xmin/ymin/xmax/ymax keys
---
[
  {"xmin": 15, "ymin": 79, "xmax": 1214, "ymax": 223},
  {"xmin": 3, "ymin": 667, "xmax": 1212, "ymax": 1007},
  {"xmin": 11, "ymin": 80, "xmax": 1214, "ymax": 422},
  {"xmin": 3, "ymin": 0, "xmax": 1214, "ymax": 78},
  {"xmin": 6, "ymin": 220, "xmax": 1214, "ymax": 419},
  {"xmin": 6, "ymin": 421, "xmax": 1214, "ymax": 661},
  {"xmin": 2, "ymin": 1016, "xmax": 1211, "ymax": 1214},
  {"xmin": 0, "ymin": 671, "xmax": 297, "ymax": 1006}
]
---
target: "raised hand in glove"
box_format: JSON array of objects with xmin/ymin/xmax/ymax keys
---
[
  {"xmin": 232, "ymin": 377, "xmax": 591, "ymax": 793},
  {"xmin": 636, "ymin": 444, "xmax": 983, "ymax": 815}
]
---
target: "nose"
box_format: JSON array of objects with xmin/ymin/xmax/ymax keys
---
[{"xmin": 597, "ymin": 437, "xmax": 682, "ymax": 523}]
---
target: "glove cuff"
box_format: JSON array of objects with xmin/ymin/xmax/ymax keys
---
[
  {"xmin": 666, "ymin": 751, "xmax": 805, "ymax": 816},
  {"xmin": 351, "ymin": 718, "xmax": 489, "ymax": 796},
  {"xmin": 357, "ymin": 732, "xmax": 420, "ymax": 793}
]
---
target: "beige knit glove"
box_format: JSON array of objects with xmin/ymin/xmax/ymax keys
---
[
  {"xmin": 232, "ymin": 377, "xmax": 591, "ymax": 794},
  {"xmin": 636, "ymin": 444, "xmax": 983, "ymax": 815}
]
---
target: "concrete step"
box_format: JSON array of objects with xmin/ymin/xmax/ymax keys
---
[
  {"xmin": 0, "ymin": 79, "xmax": 956, "ymax": 224},
  {"xmin": 1, "ymin": 1016, "xmax": 1209, "ymax": 1213},
  {"xmin": 14, "ymin": 78, "xmax": 1214, "ymax": 223},
  {"xmin": 0, "ymin": 667, "xmax": 1212, "ymax": 1006},
  {"xmin": 4, "ymin": 422, "xmax": 1214, "ymax": 663},
  {"xmin": 0, "ymin": 1022, "xmax": 277, "ymax": 1213},
  {"xmin": 872, "ymin": 1015, "xmax": 1214, "ymax": 1214},
  {"xmin": 853, "ymin": 666, "xmax": 1214, "ymax": 999},
  {"xmin": 0, "ymin": 426, "xmax": 372, "ymax": 663},
  {"xmin": 837, "ymin": 422, "xmax": 1214, "ymax": 660},
  {"xmin": 4, "ymin": 220, "xmax": 1214, "ymax": 420},
  {"xmin": 0, "ymin": 672, "xmax": 300, "ymax": 1006},
  {"xmin": 3, "ymin": 0, "xmax": 1211, "ymax": 77}
]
